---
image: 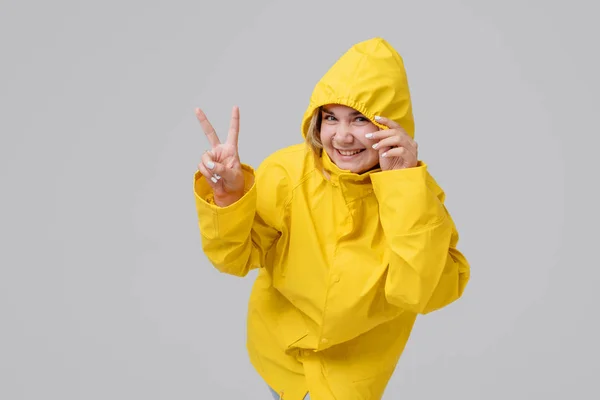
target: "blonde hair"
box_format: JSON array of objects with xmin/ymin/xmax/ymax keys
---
[{"xmin": 305, "ymin": 107, "xmax": 324, "ymax": 171}]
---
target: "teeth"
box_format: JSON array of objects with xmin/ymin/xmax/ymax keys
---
[{"xmin": 339, "ymin": 149, "xmax": 362, "ymax": 156}]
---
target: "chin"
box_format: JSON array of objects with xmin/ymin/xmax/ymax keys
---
[
  {"xmin": 330, "ymin": 151, "xmax": 377, "ymax": 174},
  {"xmin": 341, "ymin": 163, "xmax": 369, "ymax": 174}
]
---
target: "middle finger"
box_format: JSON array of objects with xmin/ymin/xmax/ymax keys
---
[{"xmin": 368, "ymin": 130, "xmax": 415, "ymax": 150}]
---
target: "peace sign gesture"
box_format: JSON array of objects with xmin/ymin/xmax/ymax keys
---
[{"xmin": 196, "ymin": 106, "xmax": 245, "ymax": 207}]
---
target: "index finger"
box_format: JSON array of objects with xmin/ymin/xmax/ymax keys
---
[
  {"xmin": 195, "ymin": 108, "xmax": 221, "ymax": 148},
  {"xmin": 373, "ymin": 115, "xmax": 401, "ymax": 129},
  {"xmin": 226, "ymin": 105, "xmax": 240, "ymax": 146}
]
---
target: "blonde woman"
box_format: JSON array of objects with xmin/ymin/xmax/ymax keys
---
[{"xmin": 193, "ymin": 37, "xmax": 470, "ymax": 400}]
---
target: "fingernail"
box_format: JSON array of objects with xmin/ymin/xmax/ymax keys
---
[
  {"xmin": 206, "ymin": 161, "xmax": 215, "ymax": 169},
  {"xmin": 372, "ymin": 143, "xmax": 379, "ymax": 149},
  {"xmin": 214, "ymin": 174, "xmax": 221, "ymax": 180},
  {"xmin": 381, "ymin": 152, "xmax": 387, "ymax": 158},
  {"xmin": 374, "ymin": 115, "xmax": 382, "ymax": 121},
  {"xmin": 210, "ymin": 176, "xmax": 218, "ymax": 183},
  {"xmin": 365, "ymin": 133, "xmax": 374, "ymax": 139}
]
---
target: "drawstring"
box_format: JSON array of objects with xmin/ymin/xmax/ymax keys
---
[{"xmin": 279, "ymin": 391, "xmax": 284, "ymax": 399}]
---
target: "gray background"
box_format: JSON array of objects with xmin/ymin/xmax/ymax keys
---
[{"xmin": 1, "ymin": 0, "xmax": 598, "ymax": 399}]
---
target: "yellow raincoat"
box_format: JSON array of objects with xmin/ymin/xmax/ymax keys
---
[{"xmin": 193, "ymin": 37, "xmax": 470, "ymax": 399}]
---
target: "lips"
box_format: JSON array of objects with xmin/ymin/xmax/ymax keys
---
[{"xmin": 336, "ymin": 149, "xmax": 365, "ymax": 156}]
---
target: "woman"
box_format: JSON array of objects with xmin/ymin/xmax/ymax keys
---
[{"xmin": 193, "ymin": 37, "xmax": 470, "ymax": 400}]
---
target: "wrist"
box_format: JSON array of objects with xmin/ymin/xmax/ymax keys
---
[{"xmin": 214, "ymin": 191, "xmax": 244, "ymax": 207}]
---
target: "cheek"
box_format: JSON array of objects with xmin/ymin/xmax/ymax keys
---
[
  {"xmin": 363, "ymin": 125, "xmax": 382, "ymax": 151},
  {"xmin": 319, "ymin": 127, "xmax": 335, "ymax": 146},
  {"xmin": 354, "ymin": 128, "xmax": 376, "ymax": 148}
]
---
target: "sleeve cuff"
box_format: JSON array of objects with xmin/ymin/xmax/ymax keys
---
[
  {"xmin": 193, "ymin": 164, "xmax": 256, "ymax": 214},
  {"xmin": 370, "ymin": 160, "xmax": 428, "ymax": 186},
  {"xmin": 371, "ymin": 161, "xmax": 447, "ymax": 233}
]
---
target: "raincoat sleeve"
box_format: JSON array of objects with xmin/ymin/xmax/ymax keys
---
[
  {"xmin": 371, "ymin": 162, "xmax": 470, "ymax": 314},
  {"xmin": 193, "ymin": 159, "xmax": 287, "ymax": 277}
]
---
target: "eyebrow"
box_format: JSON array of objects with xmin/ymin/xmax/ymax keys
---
[{"xmin": 321, "ymin": 107, "xmax": 363, "ymax": 117}]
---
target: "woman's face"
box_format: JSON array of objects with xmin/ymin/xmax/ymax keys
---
[{"xmin": 319, "ymin": 104, "xmax": 380, "ymax": 174}]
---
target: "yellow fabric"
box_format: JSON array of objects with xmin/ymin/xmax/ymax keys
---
[
  {"xmin": 301, "ymin": 36, "xmax": 415, "ymax": 139},
  {"xmin": 193, "ymin": 37, "xmax": 470, "ymax": 400}
]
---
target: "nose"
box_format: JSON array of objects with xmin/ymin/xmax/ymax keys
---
[{"xmin": 335, "ymin": 124, "xmax": 354, "ymax": 144}]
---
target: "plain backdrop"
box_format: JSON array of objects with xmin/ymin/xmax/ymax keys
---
[{"xmin": 1, "ymin": 0, "xmax": 598, "ymax": 399}]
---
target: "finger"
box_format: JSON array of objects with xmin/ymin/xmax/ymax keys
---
[
  {"xmin": 381, "ymin": 146, "xmax": 417, "ymax": 166},
  {"xmin": 373, "ymin": 115, "xmax": 402, "ymax": 129},
  {"xmin": 380, "ymin": 147, "xmax": 405, "ymax": 166},
  {"xmin": 365, "ymin": 127, "xmax": 411, "ymax": 143},
  {"xmin": 372, "ymin": 135, "xmax": 401, "ymax": 150},
  {"xmin": 378, "ymin": 145, "xmax": 392, "ymax": 159},
  {"xmin": 195, "ymin": 108, "xmax": 221, "ymax": 148},
  {"xmin": 370, "ymin": 132, "xmax": 415, "ymax": 151},
  {"xmin": 226, "ymin": 105, "xmax": 240, "ymax": 147},
  {"xmin": 381, "ymin": 146, "xmax": 408, "ymax": 158},
  {"xmin": 201, "ymin": 151, "xmax": 227, "ymax": 179},
  {"xmin": 197, "ymin": 161, "xmax": 220, "ymax": 186}
]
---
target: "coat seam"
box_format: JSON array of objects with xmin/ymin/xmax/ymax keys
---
[{"xmin": 390, "ymin": 214, "xmax": 449, "ymax": 237}]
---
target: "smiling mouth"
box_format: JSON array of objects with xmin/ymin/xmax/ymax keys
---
[{"xmin": 336, "ymin": 149, "xmax": 365, "ymax": 157}]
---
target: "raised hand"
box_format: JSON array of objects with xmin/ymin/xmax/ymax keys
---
[
  {"xmin": 196, "ymin": 106, "xmax": 245, "ymax": 207},
  {"xmin": 367, "ymin": 115, "xmax": 419, "ymax": 171}
]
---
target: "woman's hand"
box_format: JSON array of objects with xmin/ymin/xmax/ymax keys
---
[
  {"xmin": 367, "ymin": 115, "xmax": 419, "ymax": 171},
  {"xmin": 195, "ymin": 106, "xmax": 245, "ymax": 207}
]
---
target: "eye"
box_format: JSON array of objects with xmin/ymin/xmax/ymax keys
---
[
  {"xmin": 354, "ymin": 116, "xmax": 369, "ymax": 123},
  {"xmin": 323, "ymin": 114, "xmax": 336, "ymax": 122}
]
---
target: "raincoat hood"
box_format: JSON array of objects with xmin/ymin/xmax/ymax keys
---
[{"xmin": 301, "ymin": 37, "xmax": 415, "ymax": 140}]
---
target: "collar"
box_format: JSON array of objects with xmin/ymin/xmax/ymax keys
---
[{"xmin": 319, "ymin": 149, "xmax": 379, "ymax": 203}]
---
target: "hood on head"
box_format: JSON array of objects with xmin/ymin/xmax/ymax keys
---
[{"xmin": 301, "ymin": 37, "xmax": 415, "ymax": 141}]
